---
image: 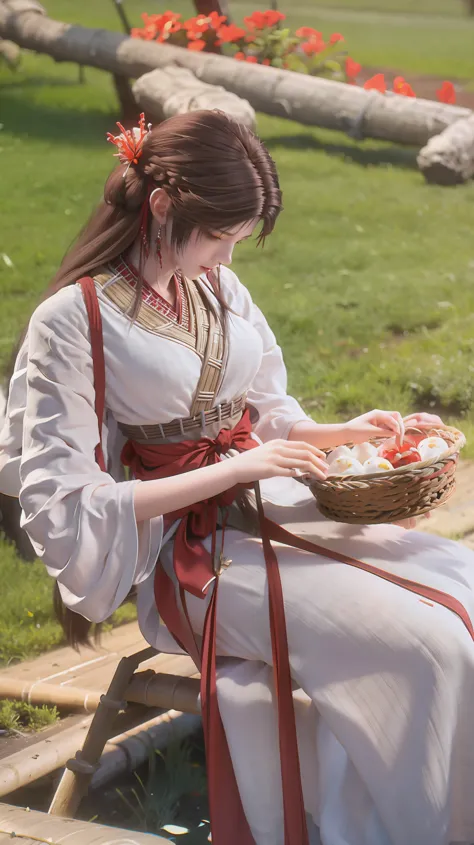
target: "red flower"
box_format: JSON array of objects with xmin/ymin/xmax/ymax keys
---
[
  {"xmin": 262, "ymin": 58, "xmax": 271, "ymax": 66},
  {"xmin": 246, "ymin": 55, "xmax": 258, "ymax": 63},
  {"xmin": 329, "ymin": 32, "xmax": 344, "ymax": 44},
  {"xmin": 393, "ymin": 76, "xmax": 416, "ymax": 97},
  {"xmin": 188, "ymin": 39, "xmax": 206, "ymax": 51},
  {"xmin": 345, "ymin": 57, "xmax": 362, "ymax": 82},
  {"xmin": 162, "ymin": 19, "xmax": 182, "ymax": 35},
  {"xmin": 139, "ymin": 11, "xmax": 181, "ymax": 39},
  {"xmin": 437, "ymin": 80, "xmax": 456, "ymax": 104},
  {"xmin": 234, "ymin": 51, "xmax": 245, "ymax": 60},
  {"xmin": 244, "ymin": 10, "xmax": 285, "ymax": 30},
  {"xmin": 216, "ymin": 23, "xmax": 247, "ymax": 43},
  {"xmin": 295, "ymin": 26, "xmax": 322, "ymax": 39},
  {"xmin": 363, "ymin": 73, "xmax": 386, "ymax": 94},
  {"xmin": 301, "ymin": 37, "xmax": 326, "ymax": 56}
]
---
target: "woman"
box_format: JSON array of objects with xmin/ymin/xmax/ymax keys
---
[{"xmin": 1, "ymin": 109, "xmax": 473, "ymax": 845}]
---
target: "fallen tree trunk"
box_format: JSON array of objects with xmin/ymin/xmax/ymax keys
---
[
  {"xmin": 0, "ymin": 0, "xmax": 472, "ymax": 147},
  {"xmin": 132, "ymin": 66, "xmax": 256, "ymax": 129},
  {"xmin": 417, "ymin": 114, "xmax": 474, "ymax": 184}
]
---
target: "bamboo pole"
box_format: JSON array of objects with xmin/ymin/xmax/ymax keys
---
[
  {"xmin": 0, "ymin": 677, "xmax": 101, "ymax": 713},
  {"xmin": 0, "ymin": 671, "xmax": 201, "ymax": 715},
  {"xmin": 90, "ymin": 709, "xmax": 201, "ymax": 789},
  {"xmin": 48, "ymin": 646, "xmax": 156, "ymax": 818},
  {"xmin": 0, "ymin": 703, "xmax": 199, "ymax": 798},
  {"xmin": 0, "ymin": 0, "xmax": 472, "ymax": 147},
  {"xmin": 126, "ymin": 671, "xmax": 201, "ymax": 714},
  {"xmin": 0, "ymin": 704, "xmax": 153, "ymax": 797},
  {"xmin": 0, "ymin": 801, "xmax": 169, "ymax": 843}
]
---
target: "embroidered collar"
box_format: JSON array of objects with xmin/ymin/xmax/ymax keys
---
[{"xmin": 109, "ymin": 256, "xmax": 189, "ymax": 330}]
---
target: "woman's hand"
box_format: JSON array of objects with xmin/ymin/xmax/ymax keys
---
[
  {"xmin": 231, "ymin": 440, "xmax": 329, "ymax": 485},
  {"xmin": 344, "ymin": 409, "xmax": 405, "ymax": 445},
  {"xmin": 402, "ymin": 411, "xmax": 445, "ymax": 429}
]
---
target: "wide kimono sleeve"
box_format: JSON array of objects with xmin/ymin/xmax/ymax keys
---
[
  {"xmin": 220, "ymin": 267, "xmax": 313, "ymax": 442},
  {"xmin": 0, "ymin": 338, "xmax": 28, "ymax": 497},
  {"xmin": 19, "ymin": 285, "xmax": 163, "ymax": 623}
]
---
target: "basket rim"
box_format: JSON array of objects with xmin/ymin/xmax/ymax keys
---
[{"xmin": 312, "ymin": 425, "xmax": 466, "ymax": 487}]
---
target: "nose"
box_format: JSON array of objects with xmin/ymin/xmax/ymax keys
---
[{"xmin": 217, "ymin": 242, "xmax": 234, "ymax": 266}]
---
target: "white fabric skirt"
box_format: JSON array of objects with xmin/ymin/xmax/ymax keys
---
[{"xmin": 164, "ymin": 480, "xmax": 474, "ymax": 845}]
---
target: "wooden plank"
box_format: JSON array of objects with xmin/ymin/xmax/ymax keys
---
[{"xmin": 0, "ymin": 801, "xmax": 168, "ymax": 843}]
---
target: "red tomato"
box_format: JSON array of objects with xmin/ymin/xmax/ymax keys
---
[{"xmin": 378, "ymin": 442, "xmax": 422, "ymax": 467}]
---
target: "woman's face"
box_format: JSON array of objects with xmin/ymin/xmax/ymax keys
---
[{"xmin": 175, "ymin": 219, "xmax": 259, "ymax": 280}]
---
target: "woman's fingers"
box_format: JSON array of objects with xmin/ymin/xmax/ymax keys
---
[
  {"xmin": 403, "ymin": 412, "xmax": 444, "ymax": 428},
  {"xmin": 286, "ymin": 440, "xmax": 327, "ymax": 461},
  {"xmin": 366, "ymin": 411, "xmax": 404, "ymax": 440},
  {"xmin": 279, "ymin": 456, "xmax": 328, "ymax": 481},
  {"xmin": 278, "ymin": 442, "xmax": 329, "ymax": 480}
]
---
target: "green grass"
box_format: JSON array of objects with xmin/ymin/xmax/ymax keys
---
[
  {"xmin": 1, "ymin": 0, "xmax": 474, "ymax": 664},
  {"xmin": 297, "ymin": 0, "xmax": 466, "ymax": 16},
  {"xmin": 0, "ymin": 538, "xmax": 137, "ymax": 665},
  {"xmin": 0, "ymin": 699, "xmax": 59, "ymax": 734}
]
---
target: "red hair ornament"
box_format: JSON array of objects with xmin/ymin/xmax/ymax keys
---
[{"xmin": 106, "ymin": 112, "xmax": 152, "ymax": 175}]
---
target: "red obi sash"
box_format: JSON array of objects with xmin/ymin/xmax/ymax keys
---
[{"xmin": 80, "ymin": 275, "xmax": 474, "ymax": 845}]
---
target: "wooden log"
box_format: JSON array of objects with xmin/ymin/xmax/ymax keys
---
[
  {"xmin": 0, "ymin": 37, "xmax": 20, "ymax": 68},
  {"xmin": 132, "ymin": 66, "xmax": 256, "ymax": 129},
  {"xmin": 0, "ymin": 801, "xmax": 169, "ymax": 843},
  {"xmin": 0, "ymin": 0, "xmax": 472, "ymax": 147},
  {"xmin": 417, "ymin": 114, "xmax": 474, "ymax": 185}
]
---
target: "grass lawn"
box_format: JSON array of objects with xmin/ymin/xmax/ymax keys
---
[{"xmin": 0, "ymin": 0, "xmax": 474, "ymax": 664}]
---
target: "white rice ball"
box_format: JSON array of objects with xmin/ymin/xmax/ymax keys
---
[
  {"xmin": 327, "ymin": 456, "xmax": 365, "ymax": 476},
  {"xmin": 327, "ymin": 445, "xmax": 352, "ymax": 465},
  {"xmin": 418, "ymin": 436, "xmax": 447, "ymax": 462},
  {"xmin": 363, "ymin": 456, "xmax": 394, "ymax": 474},
  {"xmin": 352, "ymin": 442, "xmax": 378, "ymax": 464}
]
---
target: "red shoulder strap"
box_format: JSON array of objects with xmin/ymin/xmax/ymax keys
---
[{"xmin": 78, "ymin": 277, "xmax": 107, "ymax": 472}]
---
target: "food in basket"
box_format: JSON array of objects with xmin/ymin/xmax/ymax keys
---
[
  {"xmin": 327, "ymin": 445, "xmax": 353, "ymax": 465},
  {"xmin": 363, "ymin": 456, "xmax": 394, "ymax": 473},
  {"xmin": 378, "ymin": 440, "xmax": 422, "ymax": 468},
  {"xmin": 311, "ymin": 426, "xmax": 465, "ymax": 524},
  {"xmin": 327, "ymin": 456, "xmax": 365, "ymax": 476},
  {"xmin": 417, "ymin": 436, "xmax": 448, "ymax": 461},
  {"xmin": 352, "ymin": 442, "xmax": 378, "ymax": 463}
]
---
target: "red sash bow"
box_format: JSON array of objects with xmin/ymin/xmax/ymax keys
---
[{"xmin": 121, "ymin": 408, "xmax": 310, "ymax": 845}]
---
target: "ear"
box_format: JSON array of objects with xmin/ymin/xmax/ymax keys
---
[{"xmin": 149, "ymin": 188, "xmax": 172, "ymax": 224}]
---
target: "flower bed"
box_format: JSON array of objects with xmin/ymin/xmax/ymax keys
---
[{"xmin": 131, "ymin": 9, "xmax": 456, "ymax": 104}]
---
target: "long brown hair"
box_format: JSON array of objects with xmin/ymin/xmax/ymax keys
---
[{"xmin": 18, "ymin": 109, "xmax": 282, "ymax": 647}]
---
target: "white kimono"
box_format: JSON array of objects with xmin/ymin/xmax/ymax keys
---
[{"xmin": 1, "ymin": 265, "xmax": 474, "ymax": 845}]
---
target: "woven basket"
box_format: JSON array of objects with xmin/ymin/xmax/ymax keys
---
[{"xmin": 309, "ymin": 426, "xmax": 466, "ymax": 525}]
